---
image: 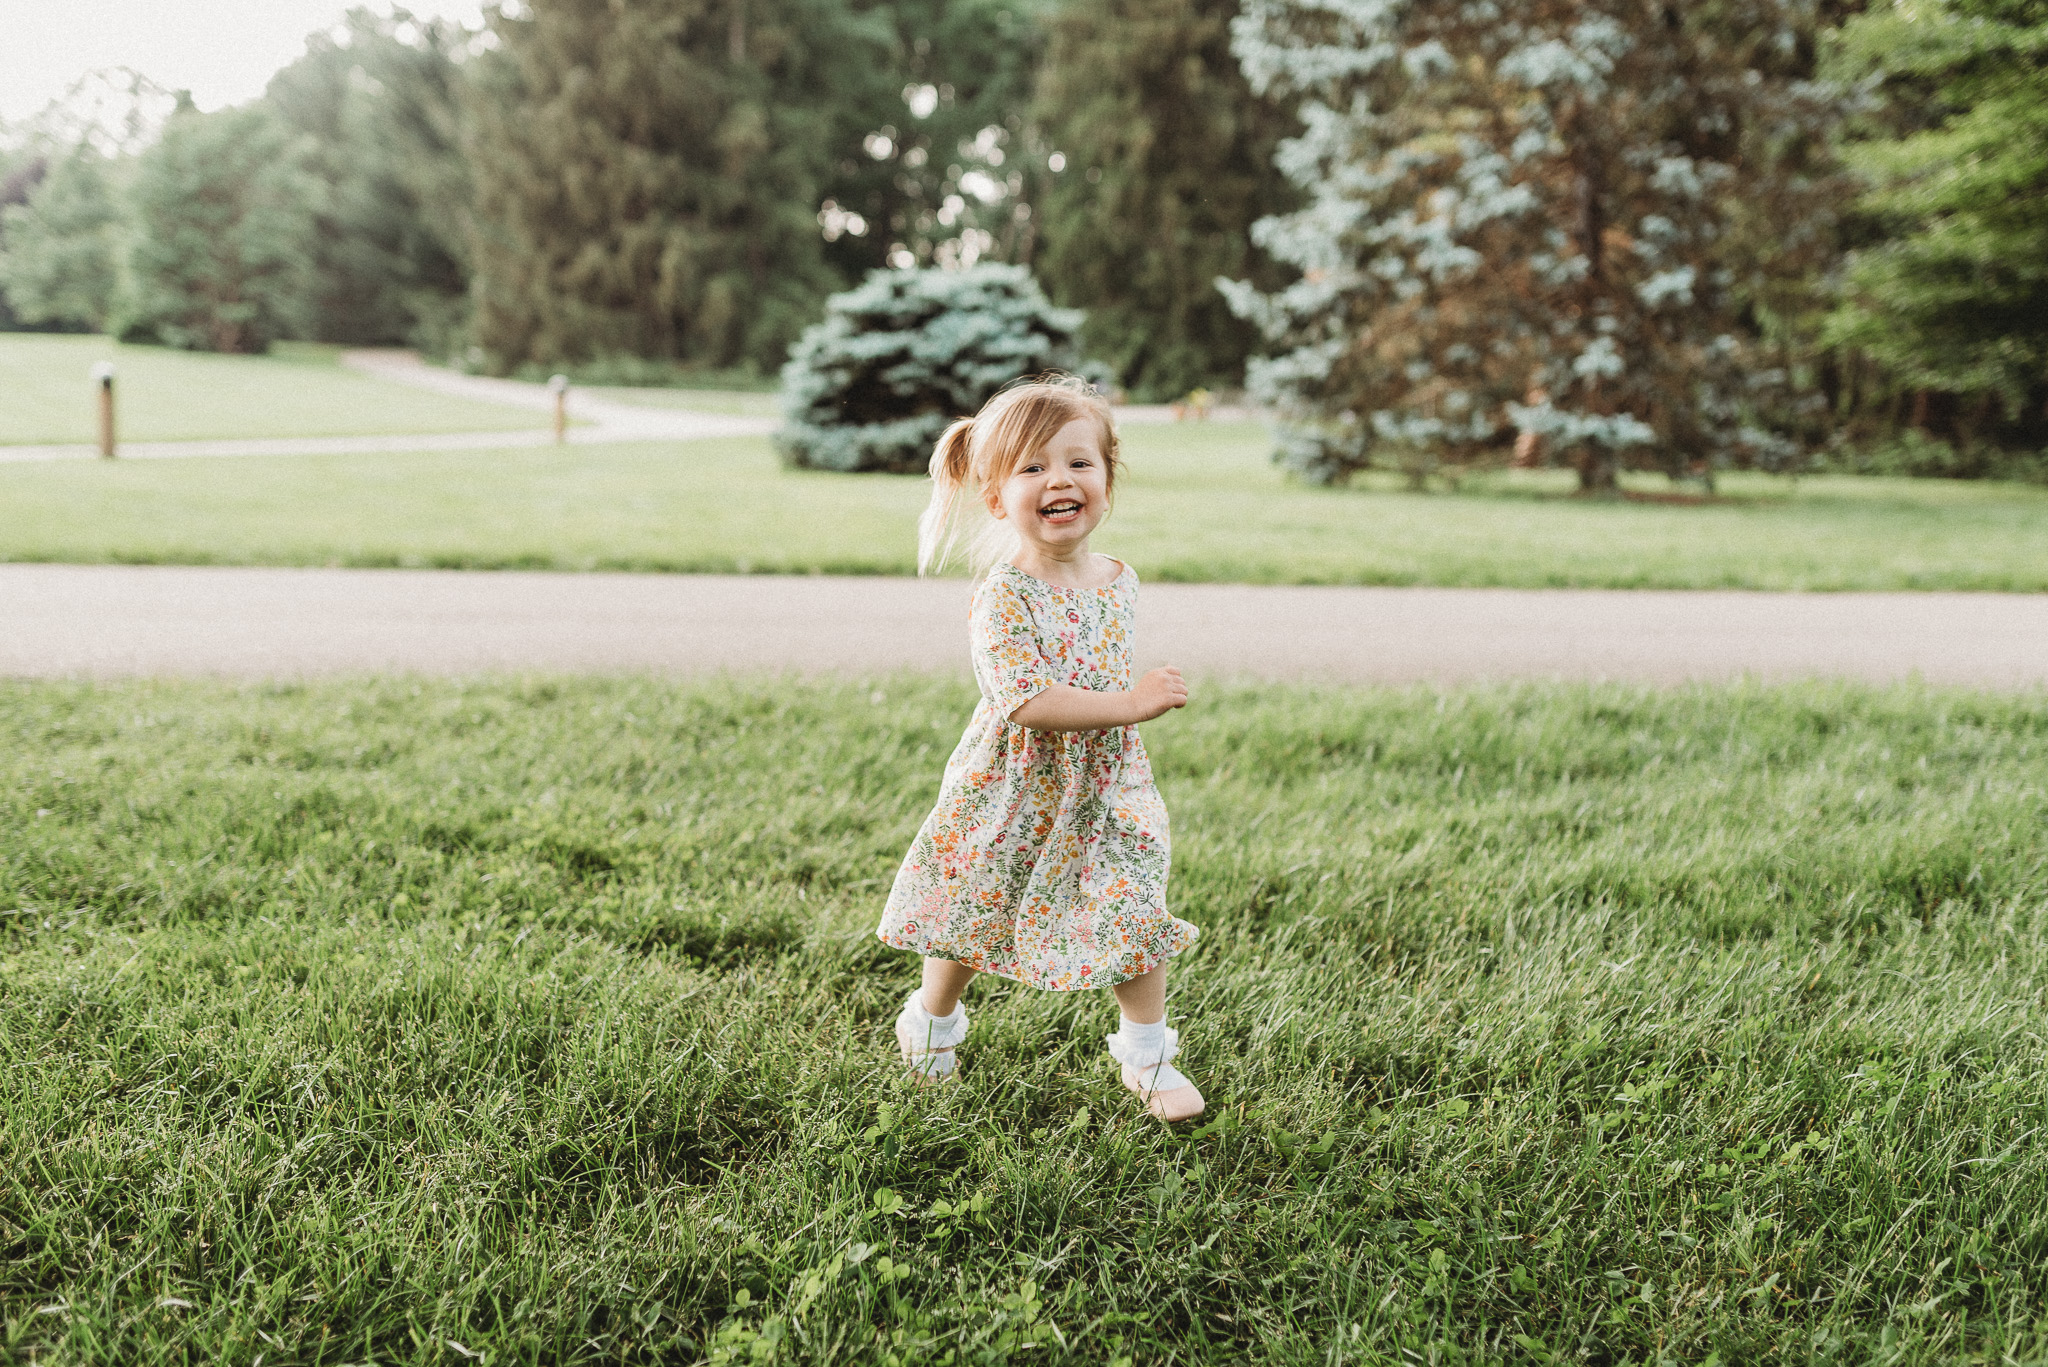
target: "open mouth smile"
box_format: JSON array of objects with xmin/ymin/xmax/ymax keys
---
[{"xmin": 1038, "ymin": 500, "xmax": 1083, "ymax": 523}]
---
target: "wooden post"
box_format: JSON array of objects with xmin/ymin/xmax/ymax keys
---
[
  {"xmin": 548, "ymin": 373, "xmax": 569, "ymax": 444},
  {"xmin": 91, "ymin": 361, "xmax": 116, "ymax": 458}
]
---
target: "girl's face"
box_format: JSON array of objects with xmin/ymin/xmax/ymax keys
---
[{"xmin": 987, "ymin": 417, "xmax": 1112, "ymax": 557}]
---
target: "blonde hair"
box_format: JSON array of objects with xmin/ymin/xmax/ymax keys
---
[{"xmin": 916, "ymin": 374, "xmax": 1120, "ymax": 576}]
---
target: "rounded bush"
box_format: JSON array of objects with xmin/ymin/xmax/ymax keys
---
[{"xmin": 776, "ymin": 264, "xmax": 1088, "ymax": 474}]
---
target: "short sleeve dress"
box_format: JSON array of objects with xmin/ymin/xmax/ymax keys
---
[{"xmin": 876, "ymin": 559, "xmax": 1199, "ymax": 991}]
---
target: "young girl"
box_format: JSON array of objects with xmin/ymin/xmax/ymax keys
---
[{"xmin": 875, "ymin": 375, "xmax": 1204, "ymax": 1122}]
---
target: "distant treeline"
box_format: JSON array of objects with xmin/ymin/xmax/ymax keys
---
[
  {"xmin": 0, "ymin": 1, "xmax": 1291, "ymax": 405},
  {"xmin": 0, "ymin": 0, "xmax": 2041, "ymax": 473}
]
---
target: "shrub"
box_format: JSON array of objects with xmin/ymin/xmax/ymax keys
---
[
  {"xmin": 1825, "ymin": 429, "xmax": 2048, "ymax": 485},
  {"xmin": 776, "ymin": 264, "xmax": 1089, "ymax": 474}
]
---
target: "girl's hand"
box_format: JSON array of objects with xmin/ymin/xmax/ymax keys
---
[{"xmin": 1131, "ymin": 666, "xmax": 1189, "ymax": 722}]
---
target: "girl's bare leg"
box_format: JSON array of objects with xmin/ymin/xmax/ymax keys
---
[
  {"xmin": 920, "ymin": 957, "xmax": 979, "ymax": 1017},
  {"xmin": 1110, "ymin": 963, "xmax": 1167, "ymax": 1024}
]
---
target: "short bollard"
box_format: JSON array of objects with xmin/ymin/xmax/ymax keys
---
[
  {"xmin": 548, "ymin": 373, "xmax": 569, "ymax": 444},
  {"xmin": 91, "ymin": 361, "xmax": 116, "ymax": 458}
]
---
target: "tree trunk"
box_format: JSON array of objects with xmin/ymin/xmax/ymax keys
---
[{"xmin": 1575, "ymin": 447, "xmax": 1619, "ymax": 494}]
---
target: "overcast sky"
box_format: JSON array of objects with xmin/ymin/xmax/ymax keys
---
[{"xmin": 2, "ymin": 0, "xmax": 490, "ymax": 125}]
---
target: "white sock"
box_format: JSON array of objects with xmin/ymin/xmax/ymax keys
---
[
  {"xmin": 1107, "ymin": 1014, "xmax": 1191, "ymax": 1093},
  {"xmin": 917, "ymin": 992, "xmax": 962, "ymax": 1026},
  {"xmin": 1116, "ymin": 1015, "xmax": 1167, "ymax": 1059}
]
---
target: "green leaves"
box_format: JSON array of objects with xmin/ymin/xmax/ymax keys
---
[{"xmin": 1826, "ymin": 0, "xmax": 2048, "ymax": 435}]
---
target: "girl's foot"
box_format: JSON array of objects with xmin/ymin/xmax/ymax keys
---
[
  {"xmin": 895, "ymin": 990, "xmax": 968, "ymax": 1084},
  {"xmin": 1105, "ymin": 1018, "xmax": 1204, "ymax": 1122}
]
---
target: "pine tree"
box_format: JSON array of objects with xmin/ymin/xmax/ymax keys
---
[
  {"xmin": 1224, "ymin": 0, "xmax": 1853, "ymax": 490},
  {"xmin": 1031, "ymin": 0, "xmax": 1295, "ymax": 401},
  {"xmin": 115, "ymin": 105, "xmax": 323, "ymax": 353},
  {"xmin": 778, "ymin": 264, "xmax": 1086, "ymax": 472},
  {"xmin": 1823, "ymin": 0, "xmax": 2048, "ymax": 454},
  {"xmin": 0, "ymin": 146, "xmax": 121, "ymax": 331},
  {"xmin": 263, "ymin": 7, "xmax": 473, "ymax": 351},
  {"xmin": 465, "ymin": 0, "xmax": 890, "ymax": 373}
]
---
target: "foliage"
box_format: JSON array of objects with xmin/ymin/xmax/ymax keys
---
[
  {"xmin": 6, "ymin": 676, "xmax": 2048, "ymax": 1364},
  {"xmin": 1822, "ymin": 0, "xmax": 2048, "ymax": 457},
  {"xmin": 777, "ymin": 264, "xmax": 1087, "ymax": 472},
  {"xmin": 1223, "ymin": 0, "xmax": 1854, "ymax": 491},
  {"xmin": 463, "ymin": 0, "xmax": 889, "ymax": 374},
  {"xmin": 1821, "ymin": 426, "xmax": 2048, "ymax": 484},
  {"xmin": 0, "ymin": 149, "xmax": 50, "ymax": 330},
  {"xmin": 814, "ymin": 0, "xmax": 1049, "ymax": 279},
  {"xmin": 0, "ymin": 146, "xmax": 120, "ymax": 332},
  {"xmin": 262, "ymin": 6, "xmax": 475, "ymax": 353},
  {"xmin": 113, "ymin": 104, "xmax": 323, "ymax": 353},
  {"xmin": 1031, "ymin": 0, "xmax": 1297, "ymax": 400}
]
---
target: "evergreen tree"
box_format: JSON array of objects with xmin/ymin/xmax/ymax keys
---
[
  {"xmin": 115, "ymin": 104, "xmax": 323, "ymax": 353},
  {"xmin": 0, "ymin": 146, "xmax": 119, "ymax": 331},
  {"xmin": 778, "ymin": 264, "xmax": 1086, "ymax": 472},
  {"xmin": 1823, "ymin": 0, "xmax": 2048, "ymax": 454},
  {"xmin": 1031, "ymin": 0, "xmax": 1295, "ymax": 400},
  {"xmin": 465, "ymin": 0, "xmax": 890, "ymax": 373},
  {"xmin": 263, "ymin": 7, "xmax": 473, "ymax": 351},
  {"xmin": 1224, "ymin": 0, "xmax": 1853, "ymax": 490}
]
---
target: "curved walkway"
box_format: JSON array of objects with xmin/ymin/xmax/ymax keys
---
[
  {"xmin": 0, "ymin": 351, "xmax": 777, "ymax": 463},
  {"xmin": 0, "ymin": 351, "xmax": 1242, "ymax": 464},
  {"xmin": 5, "ymin": 564, "xmax": 2045, "ymax": 686}
]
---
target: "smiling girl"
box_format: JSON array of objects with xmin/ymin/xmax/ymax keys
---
[{"xmin": 875, "ymin": 375, "xmax": 1204, "ymax": 1122}]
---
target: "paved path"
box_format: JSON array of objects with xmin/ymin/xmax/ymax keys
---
[
  {"xmin": 5, "ymin": 564, "xmax": 2045, "ymax": 687},
  {"xmin": 0, "ymin": 351, "xmax": 1239, "ymax": 464},
  {"xmin": 0, "ymin": 351, "xmax": 777, "ymax": 464}
]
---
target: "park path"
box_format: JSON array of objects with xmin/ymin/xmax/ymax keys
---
[
  {"xmin": 0, "ymin": 350, "xmax": 777, "ymax": 464},
  {"xmin": 0, "ymin": 350, "xmax": 1225, "ymax": 465},
  {"xmin": 5, "ymin": 564, "xmax": 2046, "ymax": 686}
]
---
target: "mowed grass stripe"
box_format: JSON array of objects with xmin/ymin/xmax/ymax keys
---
[
  {"xmin": 4, "ymin": 418, "xmax": 2048, "ymax": 590},
  {"xmin": 3, "ymin": 677, "xmax": 2047, "ymax": 1365},
  {"xmin": 0, "ymin": 335, "xmax": 544, "ymax": 445}
]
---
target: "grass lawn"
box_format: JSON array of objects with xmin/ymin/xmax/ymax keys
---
[
  {"xmin": 587, "ymin": 386, "xmax": 781, "ymax": 418},
  {"xmin": 0, "ymin": 335, "xmax": 545, "ymax": 444},
  {"xmin": 4, "ymin": 421, "xmax": 2047, "ymax": 589},
  {"xmin": 5, "ymin": 676, "xmax": 2048, "ymax": 1364}
]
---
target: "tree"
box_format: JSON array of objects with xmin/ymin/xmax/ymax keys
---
[
  {"xmin": 1223, "ymin": 0, "xmax": 1853, "ymax": 491},
  {"xmin": 1031, "ymin": 0, "xmax": 1296, "ymax": 400},
  {"xmin": 115, "ymin": 104, "xmax": 323, "ymax": 353},
  {"xmin": 0, "ymin": 146, "xmax": 121, "ymax": 331},
  {"xmin": 813, "ymin": 0, "xmax": 1049, "ymax": 281},
  {"xmin": 262, "ymin": 7, "xmax": 474, "ymax": 352},
  {"xmin": 464, "ymin": 0, "xmax": 892, "ymax": 374},
  {"xmin": 777, "ymin": 264, "xmax": 1087, "ymax": 472},
  {"xmin": 1823, "ymin": 0, "xmax": 2048, "ymax": 456}
]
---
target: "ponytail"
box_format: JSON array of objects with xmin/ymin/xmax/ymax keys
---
[{"xmin": 917, "ymin": 418, "xmax": 978, "ymax": 576}]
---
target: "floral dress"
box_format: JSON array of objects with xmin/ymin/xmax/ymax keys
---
[{"xmin": 877, "ymin": 559, "xmax": 1198, "ymax": 990}]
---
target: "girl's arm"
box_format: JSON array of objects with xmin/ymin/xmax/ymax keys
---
[{"xmin": 1011, "ymin": 667, "xmax": 1188, "ymax": 733}]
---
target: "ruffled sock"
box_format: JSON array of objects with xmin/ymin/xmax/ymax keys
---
[
  {"xmin": 896, "ymin": 990, "xmax": 969, "ymax": 1081},
  {"xmin": 1105, "ymin": 1015, "xmax": 1194, "ymax": 1095}
]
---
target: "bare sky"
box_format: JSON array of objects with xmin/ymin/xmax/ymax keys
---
[{"xmin": 2, "ymin": 0, "xmax": 489, "ymax": 125}]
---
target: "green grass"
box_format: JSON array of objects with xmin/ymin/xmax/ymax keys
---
[
  {"xmin": 4, "ymin": 421, "xmax": 2048, "ymax": 589},
  {"xmin": 5, "ymin": 676, "xmax": 2048, "ymax": 1364},
  {"xmin": 0, "ymin": 335, "xmax": 545, "ymax": 444},
  {"xmin": 586, "ymin": 386, "xmax": 782, "ymax": 417}
]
